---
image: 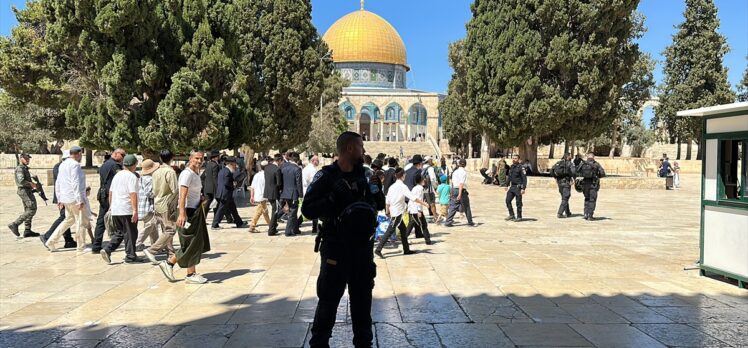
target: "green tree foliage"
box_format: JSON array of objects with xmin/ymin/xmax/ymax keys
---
[
  {"xmin": 0, "ymin": 93, "xmax": 55, "ymax": 153},
  {"xmin": 0, "ymin": 0, "xmax": 329, "ymax": 154},
  {"xmin": 737, "ymin": 58, "xmax": 748, "ymax": 102},
  {"xmin": 462, "ymin": 0, "xmax": 642, "ymax": 168},
  {"xmin": 604, "ymin": 53, "xmax": 656, "ymax": 157},
  {"xmin": 441, "ymin": 40, "xmax": 476, "ymax": 150},
  {"xmin": 654, "ymin": 0, "xmax": 734, "ymax": 158},
  {"xmin": 305, "ymin": 73, "xmax": 349, "ymax": 154}
]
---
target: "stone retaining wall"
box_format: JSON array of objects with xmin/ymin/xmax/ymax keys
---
[
  {"xmin": 467, "ymin": 173, "xmax": 668, "ymax": 190},
  {"xmin": 465, "ymin": 158, "xmax": 702, "ymax": 175}
]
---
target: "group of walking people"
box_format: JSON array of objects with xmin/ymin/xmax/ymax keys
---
[{"xmin": 10, "ymin": 147, "xmax": 212, "ymax": 284}]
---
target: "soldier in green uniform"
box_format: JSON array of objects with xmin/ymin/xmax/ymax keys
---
[{"xmin": 8, "ymin": 153, "xmax": 41, "ymax": 238}]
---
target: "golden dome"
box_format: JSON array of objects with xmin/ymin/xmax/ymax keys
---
[{"xmin": 322, "ymin": 9, "xmax": 408, "ymax": 69}]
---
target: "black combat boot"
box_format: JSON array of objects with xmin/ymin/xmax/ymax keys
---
[
  {"xmin": 23, "ymin": 230, "xmax": 40, "ymax": 238},
  {"xmin": 8, "ymin": 223, "xmax": 20, "ymax": 237}
]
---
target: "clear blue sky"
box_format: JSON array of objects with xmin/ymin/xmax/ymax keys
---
[{"xmin": 2, "ymin": 0, "xmax": 746, "ymax": 124}]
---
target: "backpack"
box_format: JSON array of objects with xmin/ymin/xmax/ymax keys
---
[
  {"xmin": 337, "ymin": 201, "xmax": 378, "ymax": 247},
  {"xmin": 551, "ymin": 161, "xmax": 571, "ymax": 178},
  {"xmin": 579, "ymin": 161, "xmax": 596, "ymax": 179}
]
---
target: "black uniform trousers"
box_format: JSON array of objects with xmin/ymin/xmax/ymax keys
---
[
  {"xmin": 557, "ymin": 181, "xmax": 572, "ymax": 216},
  {"xmin": 212, "ymin": 198, "xmax": 242, "ymax": 228},
  {"xmin": 106, "ymin": 215, "xmax": 138, "ymax": 260},
  {"xmin": 505, "ymin": 185, "xmax": 523, "ymax": 218},
  {"xmin": 92, "ymin": 199, "xmax": 110, "ymax": 251},
  {"xmin": 405, "ymin": 213, "xmax": 431, "ymax": 244},
  {"xmin": 283, "ymin": 199, "xmax": 301, "ymax": 236},
  {"xmin": 375, "ymin": 214, "xmax": 409, "ymax": 253},
  {"xmin": 582, "ymin": 181, "xmax": 599, "ymax": 218},
  {"xmin": 44, "ymin": 207, "xmax": 74, "ymax": 244},
  {"xmin": 267, "ymin": 199, "xmax": 280, "ymax": 235},
  {"xmin": 310, "ymin": 242, "xmax": 375, "ymax": 348},
  {"xmin": 445, "ymin": 188, "xmax": 473, "ymax": 225}
]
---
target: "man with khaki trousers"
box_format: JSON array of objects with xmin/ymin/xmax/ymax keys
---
[
  {"xmin": 45, "ymin": 146, "xmax": 86, "ymax": 252},
  {"xmin": 144, "ymin": 150, "xmax": 179, "ymax": 264}
]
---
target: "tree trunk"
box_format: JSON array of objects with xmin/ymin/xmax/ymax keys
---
[
  {"xmin": 696, "ymin": 136, "xmax": 704, "ymax": 160},
  {"xmin": 549, "ymin": 143, "xmax": 555, "ymax": 159},
  {"xmin": 518, "ymin": 136, "xmax": 539, "ymax": 174},
  {"xmin": 85, "ymin": 148, "xmax": 93, "ymax": 168},
  {"xmin": 37, "ymin": 141, "xmax": 50, "ymax": 154},
  {"xmin": 242, "ymin": 145, "xmax": 255, "ymax": 177},
  {"xmin": 686, "ymin": 137, "xmax": 693, "ymax": 160},
  {"xmin": 480, "ymin": 132, "xmax": 490, "ymax": 168},
  {"xmin": 563, "ymin": 141, "xmax": 569, "ymax": 156},
  {"xmin": 675, "ymin": 136, "xmax": 681, "ymax": 160},
  {"xmin": 467, "ymin": 132, "xmax": 473, "ymax": 159},
  {"xmin": 609, "ymin": 125, "xmax": 617, "ymax": 159}
]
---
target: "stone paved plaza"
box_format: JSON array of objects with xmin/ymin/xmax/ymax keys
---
[{"xmin": 0, "ymin": 173, "xmax": 746, "ymax": 347}]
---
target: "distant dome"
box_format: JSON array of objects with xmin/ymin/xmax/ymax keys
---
[{"xmin": 322, "ymin": 9, "xmax": 408, "ymax": 70}]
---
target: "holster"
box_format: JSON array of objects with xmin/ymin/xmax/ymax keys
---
[{"xmin": 314, "ymin": 233, "xmax": 322, "ymax": 253}]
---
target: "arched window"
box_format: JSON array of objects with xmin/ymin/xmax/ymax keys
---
[
  {"xmin": 361, "ymin": 103, "xmax": 380, "ymax": 121},
  {"xmin": 384, "ymin": 103, "xmax": 402, "ymax": 122},
  {"xmin": 340, "ymin": 102, "xmax": 356, "ymax": 121},
  {"xmin": 409, "ymin": 104, "xmax": 427, "ymax": 125}
]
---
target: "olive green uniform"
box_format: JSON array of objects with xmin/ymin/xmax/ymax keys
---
[{"xmin": 13, "ymin": 163, "xmax": 37, "ymax": 232}]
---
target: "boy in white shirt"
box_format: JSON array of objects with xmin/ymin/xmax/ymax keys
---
[
  {"xmin": 101, "ymin": 155, "xmax": 144, "ymax": 264},
  {"xmin": 249, "ymin": 160, "xmax": 271, "ymax": 233},
  {"xmin": 374, "ymin": 168, "xmax": 429, "ymax": 259},
  {"xmin": 405, "ymin": 173, "xmax": 432, "ymax": 245}
]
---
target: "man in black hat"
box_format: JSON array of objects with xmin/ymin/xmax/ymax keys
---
[
  {"xmin": 404, "ymin": 154, "xmax": 424, "ymax": 190},
  {"xmin": 211, "ymin": 157, "xmax": 247, "ymax": 229},
  {"xmin": 202, "ymin": 150, "xmax": 221, "ymax": 215},
  {"xmin": 8, "ymin": 153, "xmax": 41, "ymax": 238}
]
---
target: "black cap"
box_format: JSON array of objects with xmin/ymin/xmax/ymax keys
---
[
  {"xmin": 411, "ymin": 154, "xmax": 423, "ymax": 164},
  {"xmin": 224, "ymin": 156, "xmax": 237, "ymax": 163},
  {"xmin": 372, "ymin": 159, "xmax": 383, "ymax": 170},
  {"xmin": 20, "ymin": 152, "xmax": 32, "ymax": 159}
]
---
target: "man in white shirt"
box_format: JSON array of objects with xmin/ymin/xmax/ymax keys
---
[
  {"xmin": 249, "ymin": 160, "xmax": 271, "ymax": 233},
  {"xmin": 374, "ymin": 168, "xmax": 429, "ymax": 259},
  {"xmin": 46, "ymin": 146, "xmax": 87, "ymax": 252},
  {"xmin": 101, "ymin": 154, "xmax": 144, "ymax": 264},
  {"xmin": 405, "ymin": 173, "xmax": 433, "ymax": 245},
  {"xmin": 444, "ymin": 159, "xmax": 475, "ymax": 227},
  {"xmin": 301, "ymin": 155, "xmax": 320, "ymax": 233}
]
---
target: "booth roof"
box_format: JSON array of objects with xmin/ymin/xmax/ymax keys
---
[{"xmin": 677, "ymin": 101, "xmax": 748, "ymax": 117}]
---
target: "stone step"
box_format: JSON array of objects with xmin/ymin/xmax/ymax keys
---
[{"xmin": 363, "ymin": 141, "xmax": 438, "ymax": 158}]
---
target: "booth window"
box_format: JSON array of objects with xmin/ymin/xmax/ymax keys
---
[{"xmin": 718, "ymin": 139, "xmax": 747, "ymax": 202}]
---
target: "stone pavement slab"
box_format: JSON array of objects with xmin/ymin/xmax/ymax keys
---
[{"xmin": 1, "ymin": 174, "xmax": 747, "ymax": 347}]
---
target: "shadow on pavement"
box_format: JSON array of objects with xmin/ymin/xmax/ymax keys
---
[{"xmin": 1, "ymin": 291, "xmax": 746, "ymax": 347}]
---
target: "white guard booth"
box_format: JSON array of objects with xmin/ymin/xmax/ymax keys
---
[{"xmin": 678, "ymin": 102, "xmax": 748, "ymax": 289}]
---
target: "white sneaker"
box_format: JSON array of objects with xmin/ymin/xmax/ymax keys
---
[
  {"xmin": 143, "ymin": 249, "xmax": 158, "ymax": 264},
  {"xmin": 46, "ymin": 242, "xmax": 58, "ymax": 252},
  {"xmin": 185, "ymin": 273, "xmax": 207, "ymax": 284},
  {"xmin": 158, "ymin": 261, "xmax": 176, "ymax": 282}
]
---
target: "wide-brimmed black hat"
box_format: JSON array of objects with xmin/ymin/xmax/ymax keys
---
[
  {"xmin": 209, "ymin": 150, "xmax": 220, "ymax": 158},
  {"xmin": 224, "ymin": 156, "xmax": 237, "ymax": 163},
  {"xmin": 411, "ymin": 155, "xmax": 423, "ymax": 164}
]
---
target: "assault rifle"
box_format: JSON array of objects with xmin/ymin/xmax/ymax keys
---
[{"xmin": 31, "ymin": 175, "xmax": 49, "ymax": 205}]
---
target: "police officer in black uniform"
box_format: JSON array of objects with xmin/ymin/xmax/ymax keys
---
[
  {"xmin": 577, "ymin": 152, "xmax": 606, "ymax": 220},
  {"xmin": 8, "ymin": 153, "xmax": 41, "ymax": 238},
  {"xmin": 504, "ymin": 154, "xmax": 527, "ymax": 222},
  {"xmin": 551, "ymin": 153, "xmax": 576, "ymax": 218},
  {"xmin": 302, "ymin": 132, "xmax": 385, "ymax": 348}
]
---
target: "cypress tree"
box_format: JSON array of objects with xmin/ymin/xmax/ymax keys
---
[
  {"xmin": 654, "ymin": 0, "xmax": 734, "ymax": 160},
  {"xmin": 463, "ymin": 0, "xmax": 642, "ymax": 169}
]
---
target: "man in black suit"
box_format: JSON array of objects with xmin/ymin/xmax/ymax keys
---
[
  {"xmin": 265, "ymin": 154, "xmax": 284, "ymax": 236},
  {"xmin": 383, "ymin": 157, "xmax": 398, "ymax": 195},
  {"xmin": 211, "ymin": 157, "xmax": 248, "ymax": 229},
  {"xmin": 404, "ymin": 155, "xmax": 424, "ymax": 189},
  {"xmin": 202, "ymin": 150, "xmax": 221, "ymax": 215},
  {"xmin": 280, "ymin": 152, "xmax": 304, "ymax": 236}
]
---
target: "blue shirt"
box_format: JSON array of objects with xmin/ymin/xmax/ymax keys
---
[{"xmin": 437, "ymin": 183, "xmax": 451, "ymax": 205}]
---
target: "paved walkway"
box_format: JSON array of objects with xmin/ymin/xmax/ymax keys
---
[{"xmin": 0, "ymin": 174, "xmax": 746, "ymax": 347}]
